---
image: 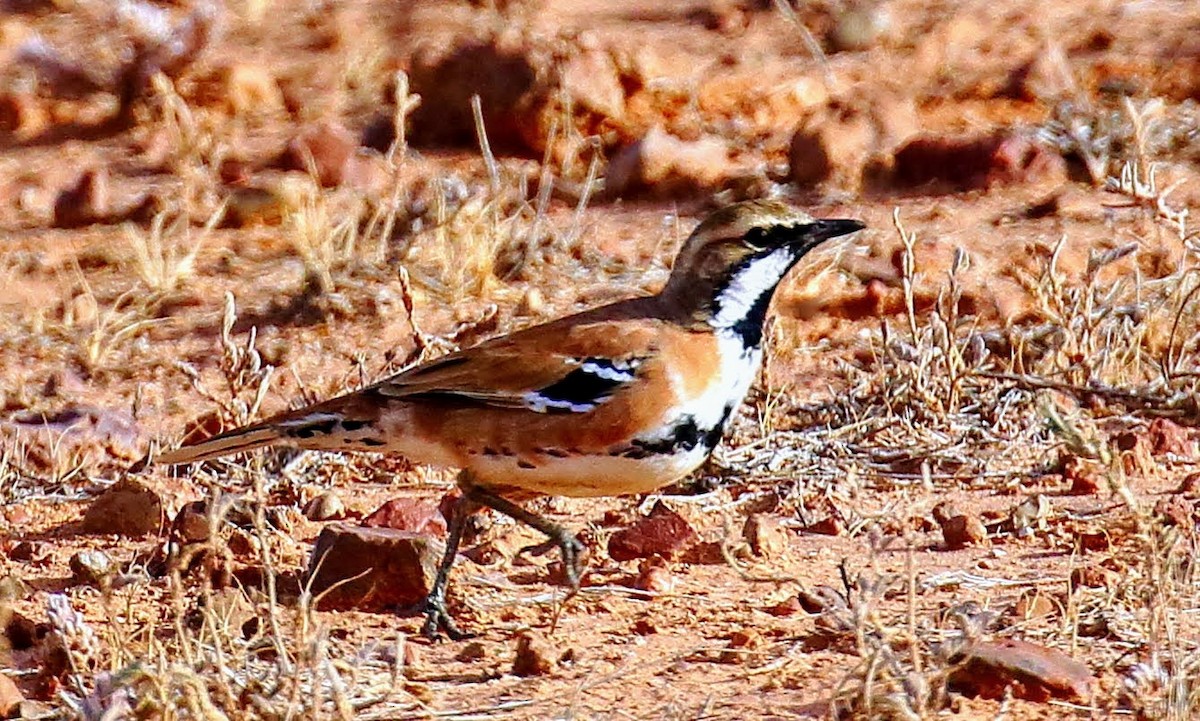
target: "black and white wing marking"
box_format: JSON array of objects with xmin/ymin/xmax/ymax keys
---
[{"xmin": 524, "ymin": 357, "xmax": 642, "ymax": 413}]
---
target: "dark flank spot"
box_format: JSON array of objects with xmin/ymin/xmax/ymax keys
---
[
  {"xmin": 341, "ymin": 419, "xmax": 370, "ymax": 432},
  {"xmin": 483, "ymin": 447, "xmax": 499, "ymax": 457},
  {"xmin": 517, "ymin": 460, "xmax": 536, "ymax": 470},
  {"xmin": 534, "ymin": 365, "xmax": 629, "ymax": 412},
  {"xmin": 543, "ymin": 448, "xmax": 569, "ymax": 458},
  {"xmin": 360, "ymin": 438, "xmax": 385, "ymax": 447},
  {"xmin": 291, "ymin": 419, "xmax": 339, "ymax": 439},
  {"xmin": 619, "ymin": 405, "xmax": 734, "ymax": 460}
]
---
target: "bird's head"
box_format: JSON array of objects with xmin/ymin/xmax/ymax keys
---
[{"xmin": 661, "ymin": 200, "xmax": 865, "ymax": 345}]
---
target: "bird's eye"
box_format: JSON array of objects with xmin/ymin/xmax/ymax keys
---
[{"xmin": 743, "ymin": 227, "xmax": 772, "ymax": 249}]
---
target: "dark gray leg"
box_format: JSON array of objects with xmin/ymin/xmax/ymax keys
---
[
  {"xmin": 420, "ymin": 493, "xmax": 481, "ymax": 640},
  {"xmin": 464, "ymin": 485, "xmax": 585, "ymax": 594}
]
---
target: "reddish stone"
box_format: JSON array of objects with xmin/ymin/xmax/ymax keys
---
[
  {"xmin": 607, "ymin": 501, "xmax": 698, "ymax": 562},
  {"xmin": 932, "ymin": 501, "xmax": 989, "ymax": 549},
  {"xmin": 80, "ymin": 478, "xmax": 163, "ymax": 537},
  {"xmin": 633, "ymin": 558, "xmax": 674, "ymax": 594},
  {"xmin": 0, "ymin": 672, "xmax": 24, "ymax": 718},
  {"xmin": 742, "ymin": 513, "xmax": 788, "ymax": 559},
  {"xmin": 283, "ymin": 121, "xmax": 358, "ymax": 187},
  {"xmin": 892, "ymin": 131, "xmax": 1065, "ymax": 191},
  {"xmin": 363, "ymin": 498, "xmax": 447, "ymax": 538},
  {"xmin": 1154, "ymin": 496, "xmax": 1196, "ymax": 531},
  {"xmin": 1148, "ymin": 418, "xmax": 1193, "ymax": 457},
  {"xmin": 305, "ymin": 523, "xmax": 443, "ymax": 611},
  {"xmin": 512, "ymin": 631, "xmax": 554, "ymax": 677},
  {"xmin": 1064, "ymin": 455, "xmax": 1102, "ymax": 495},
  {"xmin": 949, "ymin": 638, "xmax": 1094, "ymax": 702}
]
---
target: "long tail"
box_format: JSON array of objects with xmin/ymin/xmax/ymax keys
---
[
  {"xmin": 149, "ymin": 394, "xmax": 384, "ymax": 468},
  {"xmin": 153, "ymin": 419, "xmax": 292, "ymax": 466}
]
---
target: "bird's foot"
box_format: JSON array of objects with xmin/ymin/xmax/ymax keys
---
[
  {"xmin": 418, "ymin": 592, "xmax": 473, "ymax": 641},
  {"xmin": 519, "ymin": 533, "xmax": 586, "ymax": 596}
]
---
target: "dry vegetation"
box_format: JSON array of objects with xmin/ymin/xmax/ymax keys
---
[{"xmin": 2, "ymin": 0, "xmax": 1200, "ymax": 719}]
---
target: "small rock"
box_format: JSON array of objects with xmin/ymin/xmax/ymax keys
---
[
  {"xmin": 765, "ymin": 595, "xmax": 803, "ymax": 617},
  {"xmin": 1064, "ymin": 455, "xmax": 1102, "ymax": 495},
  {"xmin": 699, "ymin": 0, "xmax": 750, "ymax": 34},
  {"xmin": 283, "ymin": 121, "xmax": 358, "ymax": 187},
  {"xmin": 409, "ymin": 32, "xmax": 625, "ymax": 158},
  {"xmin": 1148, "ymin": 418, "xmax": 1194, "ymax": 458},
  {"xmin": 226, "ymin": 528, "xmax": 260, "ymax": 557},
  {"xmin": 1071, "ymin": 564, "xmax": 1115, "ymax": 589},
  {"xmin": 2, "ymin": 609, "xmax": 44, "ymax": 651},
  {"xmin": 932, "ymin": 502, "xmax": 989, "ymax": 549},
  {"xmin": 0, "ymin": 672, "xmax": 24, "ymax": 718},
  {"xmin": 948, "ymin": 638, "xmax": 1095, "ymax": 702},
  {"xmin": 1175, "ymin": 472, "xmax": 1200, "ymax": 496},
  {"xmin": 190, "ymin": 587, "xmax": 257, "ymax": 639},
  {"xmin": 512, "ymin": 630, "xmax": 554, "ymax": 677},
  {"xmin": 1007, "ymin": 44, "xmax": 1076, "ymax": 101},
  {"xmin": 798, "ymin": 585, "xmax": 847, "ymax": 615},
  {"xmin": 789, "ymin": 93, "xmax": 917, "ymax": 192},
  {"xmin": 607, "ymin": 501, "xmax": 698, "ymax": 562},
  {"xmin": 790, "ymin": 105, "xmax": 874, "ymax": 189},
  {"xmin": 80, "ymin": 478, "xmax": 163, "ymax": 537},
  {"xmin": 742, "ymin": 513, "xmax": 788, "ymax": 559},
  {"xmin": 456, "ymin": 641, "xmax": 487, "ymax": 662},
  {"xmin": 802, "ymin": 514, "xmax": 844, "ymax": 536},
  {"xmin": 69, "ymin": 550, "xmax": 113, "ymax": 587},
  {"xmin": 304, "ymin": 491, "xmax": 346, "ymax": 522},
  {"xmin": 829, "ymin": 5, "xmax": 892, "ymax": 52},
  {"xmin": 0, "ymin": 92, "xmax": 49, "ymax": 141},
  {"xmin": 53, "ymin": 168, "xmax": 109, "ymax": 229},
  {"xmin": 221, "ymin": 63, "xmax": 284, "ymax": 117},
  {"xmin": 1154, "ymin": 496, "xmax": 1196, "ymax": 531},
  {"xmin": 305, "ymin": 523, "xmax": 443, "ymax": 611},
  {"xmin": 1010, "ymin": 495, "xmax": 1051, "ymax": 538},
  {"xmin": 362, "ymin": 498, "xmax": 447, "ymax": 537},
  {"xmin": 1013, "ymin": 591, "xmax": 1057, "ymax": 621},
  {"xmin": 515, "ymin": 287, "xmax": 547, "ymax": 317},
  {"xmin": 891, "ymin": 131, "xmax": 1066, "ymax": 191},
  {"xmin": 172, "ymin": 501, "xmax": 211, "ymax": 544},
  {"xmin": 633, "ymin": 558, "xmax": 674, "ymax": 594},
  {"xmin": 719, "ymin": 629, "xmax": 763, "ymax": 664},
  {"xmin": 0, "ymin": 575, "xmax": 31, "ymax": 602},
  {"xmin": 606, "ymin": 126, "xmax": 735, "ymax": 198},
  {"xmin": 7, "ymin": 541, "xmax": 45, "ymax": 563},
  {"xmin": 632, "ymin": 617, "xmax": 658, "ymax": 635}
]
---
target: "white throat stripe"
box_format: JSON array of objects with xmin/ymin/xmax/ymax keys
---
[{"xmin": 711, "ymin": 248, "xmax": 793, "ymax": 329}]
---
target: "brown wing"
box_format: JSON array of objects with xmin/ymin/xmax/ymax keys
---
[{"xmin": 374, "ymin": 306, "xmax": 666, "ymax": 413}]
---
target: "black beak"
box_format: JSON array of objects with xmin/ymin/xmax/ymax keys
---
[{"xmin": 810, "ymin": 218, "xmax": 866, "ymax": 241}]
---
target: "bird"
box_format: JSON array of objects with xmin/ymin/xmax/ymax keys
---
[{"xmin": 149, "ymin": 200, "xmax": 866, "ymax": 638}]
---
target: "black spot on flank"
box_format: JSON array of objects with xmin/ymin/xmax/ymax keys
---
[
  {"xmin": 517, "ymin": 460, "xmax": 536, "ymax": 469},
  {"xmin": 291, "ymin": 419, "xmax": 339, "ymax": 439},
  {"xmin": 483, "ymin": 447, "xmax": 499, "ymax": 457},
  {"xmin": 341, "ymin": 419, "xmax": 370, "ymax": 432},
  {"xmin": 618, "ymin": 405, "xmax": 735, "ymax": 460},
  {"xmin": 360, "ymin": 438, "xmax": 385, "ymax": 447},
  {"xmin": 543, "ymin": 448, "xmax": 569, "ymax": 458}
]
